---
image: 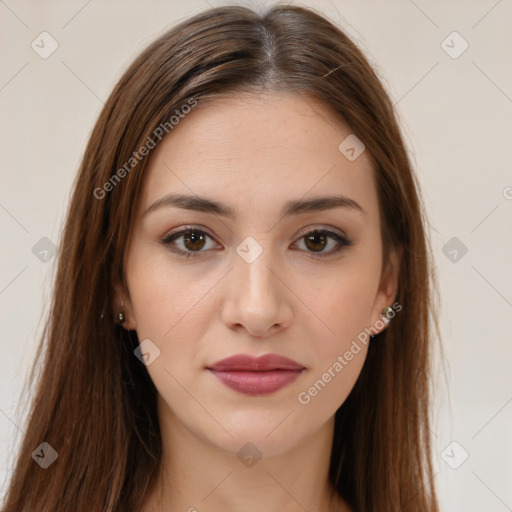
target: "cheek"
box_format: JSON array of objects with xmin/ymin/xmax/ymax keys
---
[
  {"xmin": 126, "ymin": 248, "xmax": 211, "ymax": 340},
  {"xmin": 298, "ymin": 252, "xmax": 380, "ymax": 405},
  {"xmin": 125, "ymin": 247, "xmax": 229, "ymax": 402},
  {"xmin": 310, "ymin": 260, "xmax": 381, "ymax": 347},
  {"xmin": 296, "ymin": 278, "xmax": 372, "ymax": 418}
]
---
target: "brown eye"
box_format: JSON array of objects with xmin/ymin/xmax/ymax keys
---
[
  {"xmin": 161, "ymin": 226, "xmax": 352, "ymax": 260},
  {"xmin": 161, "ymin": 228, "xmax": 219, "ymax": 258},
  {"xmin": 294, "ymin": 229, "xmax": 353, "ymax": 259},
  {"xmin": 182, "ymin": 231, "xmax": 207, "ymax": 251},
  {"xmin": 304, "ymin": 232, "xmax": 328, "ymax": 252}
]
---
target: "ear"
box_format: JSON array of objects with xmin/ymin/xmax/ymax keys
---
[
  {"xmin": 369, "ymin": 244, "xmax": 402, "ymax": 333},
  {"xmin": 112, "ymin": 278, "xmax": 137, "ymax": 331}
]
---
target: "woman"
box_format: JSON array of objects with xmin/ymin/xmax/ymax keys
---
[{"xmin": 2, "ymin": 4, "xmax": 441, "ymax": 511}]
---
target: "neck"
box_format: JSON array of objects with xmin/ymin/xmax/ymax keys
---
[{"xmin": 141, "ymin": 396, "xmax": 350, "ymax": 512}]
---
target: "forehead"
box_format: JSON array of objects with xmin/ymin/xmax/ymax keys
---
[{"xmin": 138, "ymin": 91, "xmax": 378, "ymax": 220}]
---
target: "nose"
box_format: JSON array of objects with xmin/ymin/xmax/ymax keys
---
[{"xmin": 220, "ymin": 244, "xmax": 293, "ymax": 338}]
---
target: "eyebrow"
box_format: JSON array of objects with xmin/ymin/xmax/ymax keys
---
[{"xmin": 143, "ymin": 192, "xmax": 364, "ymax": 218}]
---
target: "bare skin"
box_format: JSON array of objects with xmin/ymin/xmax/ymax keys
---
[{"xmin": 116, "ymin": 90, "xmax": 400, "ymax": 512}]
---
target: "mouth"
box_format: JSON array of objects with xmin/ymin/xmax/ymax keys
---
[{"xmin": 206, "ymin": 353, "xmax": 305, "ymax": 396}]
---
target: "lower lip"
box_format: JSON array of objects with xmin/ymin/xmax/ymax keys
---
[{"xmin": 208, "ymin": 369, "xmax": 303, "ymax": 396}]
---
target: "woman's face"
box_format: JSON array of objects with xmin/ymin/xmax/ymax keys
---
[{"xmin": 119, "ymin": 91, "xmax": 400, "ymax": 456}]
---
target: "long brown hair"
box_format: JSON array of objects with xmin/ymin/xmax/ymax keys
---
[{"xmin": 2, "ymin": 4, "xmax": 440, "ymax": 511}]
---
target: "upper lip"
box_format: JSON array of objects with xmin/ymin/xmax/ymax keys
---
[{"xmin": 207, "ymin": 353, "xmax": 305, "ymax": 372}]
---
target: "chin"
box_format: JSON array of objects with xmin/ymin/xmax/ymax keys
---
[
  {"xmin": 217, "ymin": 429, "xmax": 304, "ymax": 460},
  {"xmin": 201, "ymin": 410, "xmax": 314, "ymax": 458}
]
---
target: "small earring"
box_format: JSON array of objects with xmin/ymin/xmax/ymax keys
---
[
  {"xmin": 381, "ymin": 306, "xmax": 394, "ymax": 326},
  {"xmin": 118, "ymin": 299, "xmax": 125, "ymax": 324}
]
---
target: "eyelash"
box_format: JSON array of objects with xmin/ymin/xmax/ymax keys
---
[{"xmin": 160, "ymin": 225, "xmax": 353, "ymax": 260}]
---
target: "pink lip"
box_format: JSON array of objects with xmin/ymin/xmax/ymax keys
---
[{"xmin": 207, "ymin": 354, "xmax": 305, "ymax": 396}]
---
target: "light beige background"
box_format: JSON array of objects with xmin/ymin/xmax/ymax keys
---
[{"xmin": 1, "ymin": 0, "xmax": 511, "ymax": 509}]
